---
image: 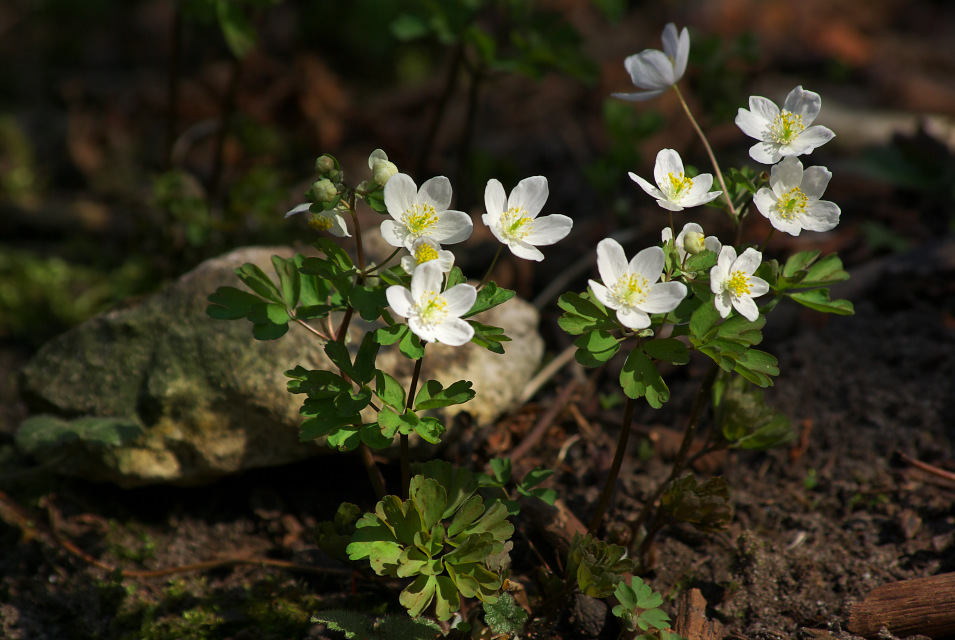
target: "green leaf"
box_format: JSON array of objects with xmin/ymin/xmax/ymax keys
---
[
  {"xmin": 271, "ymin": 255, "xmax": 300, "ymax": 309},
  {"xmin": 619, "ymin": 349, "xmax": 669, "ymax": 408},
  {"xmin": 483, "ymin": 592, "xmax": 528, "ymax": 636},
  {"xmin": 235, "ymin": 263, "xmax": 284, "ymax": 304},
  {"xmin": 375, "ymin": 371, "xmax": 405, "ymax": 410},
  {"xmin": 557, "ymin": 292, "xmax": 617, "ymax": 335},
  {"xmin": 683, "ymin": 249, "xmax": 718, "ymax": 273},
  {"xmin": 782, "ymin": 249, "xmax": 821, "ymax": 278},
  {"xmin": 410, "ymin": 476, "xmax": 448, "ymax": 531},
  {"xmin": 400, "ymin": 575, "xmax": 437, "ymax": 618},
  {"xmin": 399, "ymin": 326, "xmax": 426, "ymax": 359},
  {"xmin": 391, "ymin": 13, "xmax": 430, "ymax": 40},
  {"xmin": 215, "ymin": 0, "xmax": 256, "ymax": 58},
  {"xmin": 661, "ymin": 475, "xmax": 732, "ymax": 533},
  {"xmin": 643, "ymin": 338, "xmax": 690, "ymax": 365},
  {"xmin": 447, "ymin": 495, "xmax": 485, "ymax": 538},
  {"xmin": 414, "ymin": 380, "xmax": 475, "ymax": 411},
  {"xmin": 789, "ymin": 288, "xmax": 855, "ymax": 315},
  {"xmin": 573, "ymin": 330, "xmax": 621, "ymax": 367},
  {"xmin": 464, "ymin": 282, "xmax": 515, "ymax": 318},
  {"xmin": 415, "ymin": 417, "xmax": 446, "ymax": 444},
  {"xmin": 378, "ymin": 408, "xmax": 418, "ymax": 436},
  {"xmin": 717, "ymin": 313, "xmax": 765, "ymax": 346},
  {"xmin": 468, "ymin": 321, "xmax": 510, "ymax": 354},
  {"xmin": 310, "ymin": 610, "xmax": 441, "ymax": 640},
  {"xmin": 16, "ymin": 415, "xmax": 144, "ymax": 455},
  {"xmin": 206, "ymin": 286, "xmax": 263, "ymax": 320},
  {"xmin": 415, "ymin": 460, "xmax": 478, "ymax": 519},
  {"xmin": 445, "ymin": 266, "xmax": 466, "ymax": 288},
  {"xmin": 690, "ymin": 299, "xmax": 721, "ymax": 340},
  {"xmin": 251, "ymin": 318, "xmax": 289, "ymax": 340},
  {"xmin": 350, "ymin": 285, "xmax": 388, "ymax": 321},
  {"xmin": 375, "ymin": 324, "xmax": 406, "ymax": 346}
]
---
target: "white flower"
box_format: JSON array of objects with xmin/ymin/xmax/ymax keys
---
[
  {"xmin": 381, "ymin": 174, "xmax": 472, "ymax": 250},
  {"xmin": 400, "ymin": 237, "xmax": 455, "ymax": 275},
  {"xmin": 662, "ymin": 223, "xmax": 722, "ymax": 262},
  {"xmin": 612, "ymin": 23, "xmax": 690, "ymax": 102},
  {"xmin": 753, "ymin": 157, "xmax": 840, "ymax": 236},
  {"xmin": 386, "ymin": 261, "xmax": 476, "ymax": 346},
  {"xmin": 285, "ymin": 203, "xmax": 350, "ymax": 237},
  {"xmin": 482, "ymin": 176, "xmax": 573, "ymax": 262},
  {"xmin": 368, "ymin": 149, "xmax": 398, "ymax": 186},
  {"xmin": 735, "ymin": 86, "xmax": 835, "ymax": 164},
  {"xmin": 588, "ymin": 239, "xmax": 687, "ymax": 330},
  {"xmin": 630, "ymin": 149, "xmax": 722, "ymax": 212},
  {"xmin": 710, "ymin": 246, "xmax": 770, "ymax": 322}
]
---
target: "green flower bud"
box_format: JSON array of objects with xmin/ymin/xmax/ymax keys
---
[
  {"xmin": 683, "ymin": 231, "xmax": 706, "ymax": 255},
  {"xmin": 311, "ymin": 178, "xmax": 338, "ymax": 203},
  {"xmin": 315, "ymin": 154, "xmax": 336, "ymax": 175},
  {"xmin": 373, "ymin": 160, "xmax": 398, "ymax": 186}
]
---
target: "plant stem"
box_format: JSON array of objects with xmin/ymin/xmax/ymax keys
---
[
  {"xmin": 360, "ymin": 248, "xmax": 402, "ymax": 277},
  {"xmin": 588, "ymin": 396, "xmax": 636, "ymax": 536},
  {"xmin": 631, "ymin": 362, "xmax": 719, "ymax": 560},
  {"xmin": 402, "ymin": 357, "xmax": 424, "ymax": 499},
  {"xmin": 673, "ymin": 85, "xmax": 736, "ymax": 218},
  {"xmin": 478, "ymin": 245, "xmax": 503, "ymax": 289},
  {"xmin": 359, "ymin": 444, "xmax": 387, "ymax": 500},
  {"xmin": 346, "ymin": 193, "xmax": 366, "ymax": 274}
]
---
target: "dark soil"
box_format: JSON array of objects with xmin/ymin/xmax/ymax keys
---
[{"xmin": 3, "ymin": 0, "xmax": 955, "ymax": 638}]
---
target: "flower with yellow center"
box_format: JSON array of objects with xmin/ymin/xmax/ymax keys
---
[
  {"xmin": 386, "ymin": 261, "xmax": 477, "ymax": 346},
  {"xmin": 612, "ymin": 23, "xmax": 690, "ymax": 103},
  {"xmin": 710, "ymin": 246, "xmax": 770, "ymax": 322},
  {"xmin": 482, "ymin": 176, "xmax": 572, "ymax": 261},
  {"xmin": 381, "ymin": 173, "xmax": 472, "ymax": 250},
  {"xmin": 629, "ymin": 149, "xmax": 722, "ymax": 212},
  {"xmin": 753, "ymin": 157, "xmax": 841, "ymax": 236},
  {"xmin": 400, "ymin": 237, "xmax": 456, "ymax": 275},
  {"xmin": 284, "ymin": 203, "xmax": 350, "ymax": 237},
  {"xmin": 735, "ymin": 86, "xmax": 835, "ymax": 164},
  {"xmin": 588, "ymin": 239, "xmax": 687, "ymax": 330}
]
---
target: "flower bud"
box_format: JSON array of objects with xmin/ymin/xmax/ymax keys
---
[
  {"xmin": 315, "ymin": 154, "xmax": 336, "ymax": 175},
  {"xmin": 373, "ymin": 160, "xmax": 398, "ymax": 186},
  {"xmin": 683, "ymin": 231, "xmax": 706, "ymax": 255},
  {"xmin": 311, "ymin": 178, "xmax": 338, "ymax": 203}
]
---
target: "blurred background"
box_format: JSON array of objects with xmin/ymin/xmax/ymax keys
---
[{"xmin": 1, "ymin": 0, "xmax": 954, "ymax": 350}]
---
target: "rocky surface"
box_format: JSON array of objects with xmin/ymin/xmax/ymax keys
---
[{"xmin": 17, "ymin": 246, "xmax": 544, "ymax": 487}]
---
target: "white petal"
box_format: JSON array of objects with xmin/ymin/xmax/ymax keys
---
[
  {"xmin": 624, "ymin": 49, "xmax": 675, "ymax": 89},
  {"xmin": 772, "ymin": 156, "xmax": 803, "ymax": 192},
  {"xmin": 672, "ymin": 26, "xmax": 690, "ymax": 82},
  {"xmin": 684, "ymin": 190, "xmax": 722, "ymax": 207},
  {"xmin": 616, "ymin": 306, "xmax": 650, "ymax": 329},
  {"xmin": 368, "ymin": 149, "xmax": 388, "ymax": 169},
  {"xmin": 749, "ymin": 276, "xmax": 770, "ymax": 298},
  {"xmin": 509, "ymin": 176, "xmax": 549, "ymax": 218},
  {"xmin": 656, "ymin": 199, "xmax": 684, "ymax": 212},
  {"xmin": 588, "ymin": 280, "xmax": 616, "ymax": 310},
  {"xmin": 612, "ymin": 89, "xmax": 667, "ymax": 102},
  {"xmin": 783, "ymin": 86, "xmax": 822, "ymax": 123},
  {"xmin": 717, "ymin": 245, "xmax": 737, "ymax": 271},
  {"xmin": 801, "ymin": 201, "xmax": 841, "ymax": 232},
  {"xmin": 436, "ymin": 250, "xmax": 455, "ymax": 273},
  {"xmin": 710, "ymin": 264, "xmax": 728, "ymax": 294},
  {"xmin": 704, "ymin": 236, "xmax": 722, "ymax": 253},
  {"xmin": 735, "ymin": 108, "xmax": 768, "ymax": 140},
  {"xmin": 431, "ymin": 210, "xmax": 473, "ymax": 245},
  {"xmin": 661, "ymin": 227, "xmax": 674, "ymax": 243},
  {"xmin": 801, "ymin": 165, "xmax": 832, "ymax": 199},
  {"xmin": 748, "ymin": 96, "xmax": 780, "ymax": 128},
  {"xmin": 418, "ymin": 176, "xmax": 453, "ymax": 211},
  {"xmin": 661, "ymin": 23, "xmax": 680, "ymax": 61},
  {"xmin": 753, "ymin": 188, "xmax": 776, "ymax": 219},
  {"xmin": 380, "ymin": 219, "xmax": 405, "ymax": 248},
  {"xmin": 434, "ymin": 318, "xmax": 474, "ymax": 346},
  {"xmin": 409, "ymin": 317, "xmax": 438, "ymax": 343},
  {"xmin": 794, "ymin": 125, "xmax": 835, "ymax": 152},
  {"xmin": 285, "ymin": 202, "xmax": 311, "ymax": 218},
  {"xmin": 526, "ymin": 214, "xmax": 572, "ymax": 246},
  {"xmin": 640, "ymin": 281, "xmax": 687, "ymax": 313},
  {"xmin": 733, "ymin": 296, "xmax": 760, "ymax": 322},
  {"xmin": 508, "ymin": 241, "xmax": 545, "ymax": 262},
  {"xmin": 749, "ymin": 141, "xmax": 781, "ymax": 165},
  {"xmin": 677, "ymin": 223, "xmax": 702, "ymax": 243},
  {"xmin": 770, "ymin": 214, "xmax": 802, "ymax": 236},
  {"xmin": 400, "ymin": 255, "xmax": 417, "ymax": 274},
  {"xmin": 596, "ymin": 238, "xmax": 628, "ymax": 287},
  {"xmin": 629, "ymin": 172, "xmax": 665, "ymax": 200},
  {"xmin": 714, "ymin": 292, "xmax": 732, "ymax": 318},
  {"xmin": 443, "ymin": 284, "xmax": 477, "ymax": 316},
  {"xmin": 629, "ymin": 246, "xmax": 665, "ymax": 283},
  {"xmin": 411, "ymin": 261, "xmax": 443, "ymax": 299},
  {"xmin": 734, "ymin": 248, "xmax": 763, "ymax": 275},
  {"xmin": 484, "ymin": 179, "xmax": 507, "ymax": 220},
  {"xmin": 386, "ymin": 286, "xmax": 414, "ymax": 318},
  {"xmin": 384, "ymin": 173, "xmax": 417, "ymax": 220},
  {"xmin": 654, "ymin": 149, "xmax": 684, "ymax": 188},
  {"xmin": 328, "ymin": 214, "xmax": 351, "ymax": 237}
]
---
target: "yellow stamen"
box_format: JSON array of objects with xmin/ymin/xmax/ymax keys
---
[
  {"xmin": 414, "ymin": 243, "xmax": 439, "ymax": 264},
  {"xmin": 308, "ymin": 214, "xmax": 334, "ymax": 232},
  {"xmin": 775, "ymin": 186, "xmax": 808, "ymax": 220},
  {"xmin": 726, "ymin": 270, "xmax": 752, "ymax": 297},
  {"xmin": 613, "ymin": 273, "xmax": 649, "ymax": 306},
  {"xmin": 769, "ymin": 112, "xmax": 805, "ymax": 144},
  {"xmin": 416, "ymin": 291, "xmax": 448, "ymax": 323},
  {"xmin": 500, "ymin": 207, "xmax": 533, "ymax": 241},
  {"xmin": 666, "ymin": 172, "xmax": 693, "ymax": 200},
  {"xmin": 402, "ymin": 204, "xmax": 439, "ymax": 236}
]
